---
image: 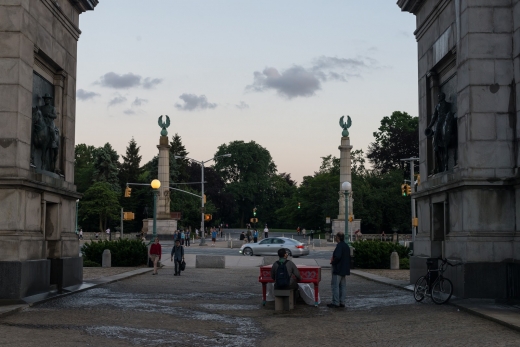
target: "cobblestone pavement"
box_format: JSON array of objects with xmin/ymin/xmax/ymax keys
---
[
  {"xmin": 1, "ymin": 268, "xmax": 519, "ymax": 347},
  {"xmin": 358, "ymin": 269, "xmax": 410, "ymax": 282}
]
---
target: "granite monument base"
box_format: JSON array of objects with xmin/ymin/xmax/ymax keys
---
[
  {"xmin": 144, "ymin": 219, "xmax": 178, "ymax": 236},
  {"xmin": 0, "ymin": 259, "xmax": 50, "ymax": 300}
]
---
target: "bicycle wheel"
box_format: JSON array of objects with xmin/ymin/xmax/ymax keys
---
[
  {"xmin": 431, "ymin": 278, "xmax": 453, "ymax": 304},
  {"xmin": 413, "ymin": 276, "xmax": 428, "ymax": 302}
]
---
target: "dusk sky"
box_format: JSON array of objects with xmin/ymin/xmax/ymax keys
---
[{"xmin": 75, "ymin": 1, "xmax": 417, "ymax": 184}]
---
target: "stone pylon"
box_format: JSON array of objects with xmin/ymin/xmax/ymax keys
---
[
  {"xmin": 337, "ymin": 136, "xmax": 353, "ymax": 220},
  {"xmin": 157, "ymin": 136, "xmax": 171, "ymax": 219}
]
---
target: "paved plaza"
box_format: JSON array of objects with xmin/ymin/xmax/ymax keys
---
[{"xmin": 1, "ymin": 266, "xmax": 519, "ymax": 347}]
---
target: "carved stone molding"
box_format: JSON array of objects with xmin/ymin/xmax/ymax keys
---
[{"xmin": 397, "ymin": 0, "xmax": 425, "ymax": 14}]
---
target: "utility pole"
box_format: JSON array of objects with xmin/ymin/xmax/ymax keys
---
[{"xmin": 400, "ymin": 157, "xmax": 419, "ymax": 242}]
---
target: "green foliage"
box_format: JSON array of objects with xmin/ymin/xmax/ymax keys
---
[
  {"xmin": 80, "ymin": 182, "xmax": 121, "ymax": 233},
  {"xmin": 170, "ymin": 133, "xmax": 190, "ymax": 182},
  {"xmin": 352, "ymin": 240, "xmax": 409, "ymax": 269},
  {"xmin": 399, "ymin": 257, "xmax": 410, "ymax": 269},
  {"xmin": 83, "ymin": 259, "xmax": 101, "ymax": 267},
  {"xmin": 119, "ymin": 138, "xmax": 143, "ymax": 234},
  {"xmin": 367, "ymin": 111, "xmax": 418, "ymax": 174},
  {"xmin": 81, "ymin": 239, "xmax": 148, "ymax": 267},
  {"xmin": 92, "ymin": 143, "xmax": 120, "ymax": 193},
  {"xmin": 75, "ymin": 144, "xmax": 96, "ymax": 194}
]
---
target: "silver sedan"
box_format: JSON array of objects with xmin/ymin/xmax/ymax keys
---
[{"xmin": 239, "ymin": 237, "xmax": 309, "ymax": 257}]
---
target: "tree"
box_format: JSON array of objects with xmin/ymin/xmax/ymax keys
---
[
  {"xmin": 92, "ymin": 143, "xmax": 120, "ymax": 192},
  {"xmin": 74, "ymin": 144, "xmax": 96, "ymax": 193},
  {"xmin": 213, "ymin": 140, "xmax": 277, "ymax": 227},
  {"xmin": 80, "ymin": 182, "xmax": 121, "ymax": 232},
  {"xmin": 366, "ymin": 111, "xmax": 418, "ymax": 174},
  {"xmin": 170, "ymin": 133, "xmax": 190, "ymax": 182},
  {"xmin": 119, "ymin": 138, "xmax": 142, "ymax": 188}
]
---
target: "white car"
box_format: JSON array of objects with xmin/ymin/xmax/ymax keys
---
[{"xmin": 239, "ymin": 237, "xmax": 309, "ymax": 257}]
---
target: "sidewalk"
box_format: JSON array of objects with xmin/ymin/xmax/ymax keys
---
[{"xmin": 351, "ymin": 268, "xmax": 520, "ymax": 333}]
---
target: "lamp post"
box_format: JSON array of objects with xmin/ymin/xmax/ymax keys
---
[
  {"xmin": 342, "ymin": 181, "xmax": 352, "ymax": 245},
  {"xmin": 75, "ymin": 199, "xmax": 79, "ymax": 236},
  {"xmin": 175, "ymin": 154, "xmax": 231, "ymax": 246},
  {"xmin": 151, "ymin": 179, "xmax": 161, "ymax": 240}
]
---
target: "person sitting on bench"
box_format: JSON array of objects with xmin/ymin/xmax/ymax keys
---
[{"xmin": 271, "ymin": 248, "xmax": 301, "ymax": 290}]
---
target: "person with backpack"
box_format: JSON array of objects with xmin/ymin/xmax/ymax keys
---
[
  {"xmin": 170, "ymin": 239, "xmax": 184, "ymax": 276},
  {"xmin": 328, "ymin": 231, "xmax": 351, "ymax": 308},
  {"xmin": 270, "ymin": 248, "xmax": 301, "ymax": 290}
]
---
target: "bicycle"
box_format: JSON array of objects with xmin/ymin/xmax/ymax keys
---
[{"xmin": 414, "ymin": 257, "xmax": 460, "ymax": 304}]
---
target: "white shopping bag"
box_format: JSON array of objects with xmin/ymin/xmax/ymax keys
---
[{"xmin": 298, "ymin": 283, "xmax": 321, "ymax": 305}]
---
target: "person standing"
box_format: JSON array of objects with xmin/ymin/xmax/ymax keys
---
[
  {"xmin": 328, "ymin": 232, "xmax": 350, "ymax": 308},
  {"xmin": 296, "ymin": 226, "xmax": 301, "ymax": 236},
  {"xmin": 79, "ymin": 228, "xmax": 83, "ymax": 240},
  {"xmin": 211, "ymin": 228, "xmax": 217, "ymax": 246},
  {"xmin": 180, "ymin": 230, "xmax": 185, "ymax": 245},
  {"xmin": 246, "ymin": 228, "xmax": 252, "ymax": 243},
  {"xmin": 185, "ymin": 230, "xmax": 190, "ymax": 247},
  {"xmin": 149, "ymin": 237, "xmax": 162, "ymax": 275},
  {"xmin": 264, "ymin": 225, "xmax": 269, "ymax": 239},
  {"xmin": 253, "ymin": 229, "xmax": 258, "ymax": 243},
  {"xmin": 106, "ymin": 227, "xmax": 111, "ymax": 240},
  {"xmin": 170, "ymin": 239, "xmax": 184, "ymax": 276}
]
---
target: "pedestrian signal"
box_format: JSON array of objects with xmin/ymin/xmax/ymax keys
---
[
  {"xmin": 204, "ymin": 214, "xmax": 212, "ymax": 221},
  {"xmin": 123, "ymin": 212, "xmax": 135, "ymax": 220},
  {"xmin": 348, "ymin": 215, "xmax": 353, "ymax": 222},
  {"xmin": 124, "ymin": 186, "xmax": 132, "ymax": 197}
]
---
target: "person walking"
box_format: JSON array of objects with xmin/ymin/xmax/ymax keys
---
[
  {"xmin": 180, "ymin": 230, "xmax": 185, "ymax": 245},
  {"xmin": 149, "ymin": 237, "xmax": 162, "ymax": 275},
  {"xmin": 170, "ymin": 239, "xmax": 184, "ymax": 276},
  {"xmin": 327, "ymin": 232, "xmax": 350, "ymax": 308},
  {"xmin": 253, "ymin": 229, "xmax": 258, "ymax": 243}
]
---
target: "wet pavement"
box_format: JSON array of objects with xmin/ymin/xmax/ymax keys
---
[{"xmin": 1, "ymin": 267, "xmax": 520, "ymax": 346}]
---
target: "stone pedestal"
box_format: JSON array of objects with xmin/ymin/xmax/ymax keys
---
[
  {"xmin": 398, "ymin": 0, "xmax": 520, "ymax": 299},
  {"xmin": 0, "ymin": 0, "xmax": 98, "ymax": 300},
  {"xmin": 145, "ymin": 219, "xmax": 178, "ymax": 236},
  {"xmin": 157, "ymin": 136, "xmax": 171, "ymax": 219},
  {"xmin": 332, "ymin": 219, "xmax": 361, "ymax": 242}
]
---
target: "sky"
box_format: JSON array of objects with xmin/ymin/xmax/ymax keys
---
[{"xmin": 75, "ymin": 1, "xmax": 418, "ymax": 184}]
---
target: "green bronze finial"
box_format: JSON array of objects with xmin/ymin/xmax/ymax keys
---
[
  {"xmin": 339, "ymin": 115, "xmax": 352, "ymax": 137},
  {"xmin": 158, "ymin": 115, "xmax": 170, "ymax": 136}
]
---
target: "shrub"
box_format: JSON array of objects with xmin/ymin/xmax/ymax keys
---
[
  {"xmin": 82, "ymin": 239, "xmax": 148, "ymax": 267},
  {"xmin": 399, "ymin": 258, "xmax": 410, "ymax": 269},
  {"xmin": 83, "ymin": 259, "xmax": 101, "ymax": 267},
  {"xmin": 351, "ymin": 240, "xmax": 409, "ymax": 269}
]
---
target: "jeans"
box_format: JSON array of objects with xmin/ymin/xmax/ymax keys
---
[
  {"xmin": 331, "ymin": 274, "xmax": 346, "ymax": 305},
  {"xmin": 174, "ymin": 260, "xmax": 182, "ymax": 274}
]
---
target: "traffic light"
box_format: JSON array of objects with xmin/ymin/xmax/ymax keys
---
[
  {"xmin": 204, "ymin": 214, "xmax": 212, "ymax": 221},
  {"xmin": 123, "ymin": 212, "xmax": 135, "ymax": 220},
  {"xmin": 298, "ymin": 202, "xmax": 301, "ymax": 209},
  {"xmin": 406, "ymin": 184, "xmax": 412, "ymax": 196},
  {"xmin": 401, "ymin": 184, "xmax": 406, "ymax": 196},
  {"xmin": 203, "ymin": 194, "xmax": 206, "ymax": 204},
  {"xmin": 416, "ymin": 174, "xmax": 421, "ymax": 185},
  {"xmin": 253, "ymin": 207, "xmax": 257, "ymax": 216},
  {"xmin": 348, "ymin": 215, "xmax": 353, "ymax": 222},
  {"xmin": 124, "ymin": 186, "xmax": 132, "ymax": 197}
]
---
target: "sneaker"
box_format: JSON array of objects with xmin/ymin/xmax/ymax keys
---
[
  {"xmin": 339, "ymin": 304, "xmax": 345, "ymax": 308},
  {"xmin": 327, "ymin": 303, "xmax": 339, "ymax": 308}
]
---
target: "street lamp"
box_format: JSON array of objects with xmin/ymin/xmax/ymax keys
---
[
  {"xmin": 175, "ymin": 154, "xmax": 231, "ymax": 246},
  {"xmin": 151, "ymin": 179, "xmax": 161, "ymax": 240},
  {"xmin": 342, "ymin": 181, "xmax": 352, "ymax": 245}
]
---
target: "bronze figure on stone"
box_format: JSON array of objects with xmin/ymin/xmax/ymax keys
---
[
  {"xmin": 425, "ymin": 93, "xmax": 457, "ymax": 173},
  {"xmin": 31, "ymin": 93, "xmax": 60, "ymax": 172}
]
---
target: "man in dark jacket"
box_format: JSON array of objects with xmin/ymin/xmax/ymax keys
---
[
  {"xmin": 170, "ymin": 240, "xmax": 184, "ymax": 276},
  {"xmin": 328, "ymin": 231, "xmax": 350, "ymax": 308}
]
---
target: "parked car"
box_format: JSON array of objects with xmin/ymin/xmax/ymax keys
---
[{"xmin": 239, "ymin": 237, "xmax": 309, "ymax": 257}]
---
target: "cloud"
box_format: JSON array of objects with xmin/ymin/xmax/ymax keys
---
[
  {"xmin": 108, "ymin": 95, "xmax": 127, "ymax": 107},
  {"xmin": 96, "ymin": 72, "xmax": 163, "ymax": 89},
  {"xmin": 123, "ymin": 109, "xmax": 135, "ymax": 115},
  {"xmin": 76, "ymin": 89, "xmax": 100, "ymax": 101},
  {"xmin": 175, "ymin": 94, "xmax": 217, "ymax": 111},
  {"xmin": 247, "ymin": 56, "xmax": 379, "ymax": 99},
  {"xmin": 142, "ymin": 77, "xmax": 163, "ymax": 89},
  {"xmin": 235, "ymin": 101, "xmax": 249, "ymax": 110},
  {"xmin": 132, "ymin": 97, "xmax": 148, "ymax": 107},
  {"xmin": 247, "ymin": 66, "xmax": 321, "ymax": 99}
]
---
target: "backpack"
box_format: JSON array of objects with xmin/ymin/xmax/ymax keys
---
[{"xmin": 275, "ymin": 260, "xmax": 291, "ymax": 288}]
